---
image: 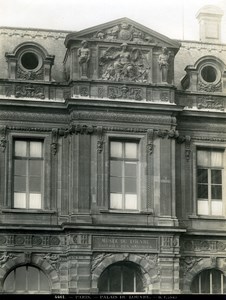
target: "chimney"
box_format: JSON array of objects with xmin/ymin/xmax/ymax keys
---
[{"xmin": 196, "ymin": 5, "xmax": 224, "ymax": 43}]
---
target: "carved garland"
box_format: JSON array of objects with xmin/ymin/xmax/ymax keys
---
[{"xmin": 0, "ymin": 126, "xmax": 7, "ymax": 152}]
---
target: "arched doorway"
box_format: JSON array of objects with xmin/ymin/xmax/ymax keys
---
[
  {"xmin": 3, "ymin": 265, "xmax": 51, "ymax": 294},
  {"xmin": 98, "ymin": 261, "xmax": 144, "ymax": 293},
  {"xmin": 191, "ymin": 268, "xmax": 226, "ymax": 294}
]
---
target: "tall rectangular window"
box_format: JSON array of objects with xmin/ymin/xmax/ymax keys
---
[
  {"xmin": 197, "ymin": 149, "xmax": 224, "ymax": 216},
  {"xmin": 13, "ymin": 140, "xmax": 43, "ymax": 209},
  {"xmin": 110, "ymin": 141, "xmax": 139, "ymax": 211}
]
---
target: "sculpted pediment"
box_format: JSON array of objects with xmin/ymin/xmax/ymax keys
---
[
  {"xmin": 64, "ymin": 18, "xmax": 180, "ymax": 85},
  {"xmin": 65, "ymin": 18, "xmax": 180, "ymax": 48}
]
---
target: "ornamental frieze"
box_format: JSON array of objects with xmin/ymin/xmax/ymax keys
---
[
  {"xmin": 99, "ymin": 43, "xmax": 150, "ymax": 82},
  {"xmin": 108, "ymin": 85, "xmax": 143, "ymax": 100},
  {"xmin": 0, "ymin": 235, "xmax": 62, "ymax": 248},
  {"xmin": 197, "ymin": 96, "xmax": 224, "ymax": 111},
  {"xmin": 181, "ymin": 239, "xmax": 226, "ymax": 252},
  {"xmin": 15, "ymin": 84, "xmax": 45, "ymax": 99}
]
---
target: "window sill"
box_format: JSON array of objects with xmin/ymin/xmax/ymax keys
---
[
  {"xmin": 2, "ymin": 209, "xmax": 56, "ymax": 214},
  {"xmin": 100, "ymin": 209, "xmax": 153, "ymax": 215},
  {"xmin": 189, "ymin": 214, "xmax": 226, "ymax": 220}
]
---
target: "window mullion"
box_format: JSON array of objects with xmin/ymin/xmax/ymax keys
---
[
  {"xmin": 26, "ymin": 142, "xmax": 30, "ymax": 209},
  {"xmin": 208, "ymin": 168, "xmax": 211, "ymax": 215},
  {"xmin": 122, "ymin": 143, "xmax": 125, "ymax": 210}
]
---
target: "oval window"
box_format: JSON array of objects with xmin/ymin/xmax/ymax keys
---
[
  {"xmin": 201, "ymin": 66, "xmax": 217, "ymax": 83},
  {"xmin": 21, "ymin": 52, "xmax": 39, "ymax": 70}
]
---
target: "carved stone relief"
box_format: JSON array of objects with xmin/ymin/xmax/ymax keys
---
[
  {"xmin": 42, "ymin": 253, "xmax": 60, "ymax": 270},
  {"xmin": 197, "ymin": 96, "xmax": 224, "ymax": 111},
  {"xmin": 51, "ymin": 128, "xmax": 58, "ymax": 155},
  {"xmin": 180, "ymin": 257, "xmax": 203, "ymax": 276},
  {"xmin": 17, "ymin": 65, "xmax": 44, "ymax": 80},
  {"xmin": 0, "ymin": 252, "xmax": 16, "ymax": 266},
  {"xmin": 15, "ymin": 84, "xmax": 45, "ymax": 99},
  {"xmin": 181, "ymin": 239, "xmax": 226, "ymax": 252},
  {"xmin": 99, "ymin": 43, "xmax": 150, "ymax": 82},
  {"xmin": 108, "ymin": 85, "xmax": 143, "ymax": 100},
  {"xmin": 0, "ymin": 125, "xmax": 7, "ymax": 152},
  {"xmin": 92, "ymin": 23, "xmax": 156, "ymax": 44},
  {"xmin": 0, "ymin": 235, "xmax": 61, "ymax": 248},
  {"xmin": 198, "ymin": 80, "xmax": 222, "ymax": 92},
  {"xmin": 96, "ymin": 126, "xmax": 104, "ymax": 153}
]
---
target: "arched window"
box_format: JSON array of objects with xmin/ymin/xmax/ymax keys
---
[
  {"xmin": 3, "ymin": 265, "xmax": 50, "ymax": 294},
  {"xmin": 191, "ymin": 269, "xmax": 226, "ymax": 294},
  {"xmin": 98, "ymin": 262, "xmax": 144, "ymax": 293}
]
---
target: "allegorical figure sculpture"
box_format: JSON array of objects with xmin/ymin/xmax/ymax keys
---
[
  {"xmin": 100, "ymin": 43, "xmax": 149, "ymax": 82},
  {"xmin": 158, "ymin": 47, "xmax": 169, "ymax": 83},
  {"xmin": 78, "ymin": 40, "xmax": 90, "ymax": 78}
]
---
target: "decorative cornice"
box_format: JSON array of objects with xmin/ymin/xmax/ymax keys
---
[{"xmin": 0, "ymin": 27, "xmax": 70, "ymax": 40}]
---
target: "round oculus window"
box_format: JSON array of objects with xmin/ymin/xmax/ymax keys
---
[
  {"xmin": 21, "ymin": 52, "xmax": 39, "ymax": 70},
  {"xmin": 201, "ymin": 66, "xmax": 217, "ymax": 83}
]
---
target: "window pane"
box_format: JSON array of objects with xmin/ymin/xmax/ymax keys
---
[
  {"xmin": 98, "ymin": 270, "xmax": 108, "ymax": 292},
  {"xmin": 14, "ymin": 160, "xmax": 26, "ymax": 176},
  {"xmin": 123, "ymin": 265, "xmax": 134, "ymax": 292},
  {"xmin": 211, "ymin": 170, "xmax": 222, "ymax": 184},
  {"xmin": 125, "ymin": 143, "xmax": 137, "ymax": 159},
  {"xmin": 29, "ymin": 177, "xmax": 41, "ymax": 192},
  {"xmin": 29, "ymin": 194, "xmax": 41, "ymax": 209},
  {"xmin": 211, "ymin": 201, "xmax": 223, "ymax": 216},
  {"xmin": 211, "ymin": 185, "xmax": 222, "ymax": 200},
  {"xmin": 29, "ymin": 161, "xmax": 42, "ymax": 176},
  {"xmin": 14, "ymin": 176, "xmax": 26, "ymax": 192},
  {"xmin": 15, "ymin": 266, "xmax": 26, "ymax": 291},
  {"xmin": 197, "ymin": 184, "xmax": 208, "ymax": 199},
  {"xmin": 212, "ymin": 269, "xmax": 222, "ymax": 294},
  {"xmin": 125, "ymin": 194, "xmax": 137, "ymax": 210},
  {"xmin": 197, "ymin": 200, "xmax": 209, "ymax": 215},
  {"xmin": 197, "ymin": 169, "xmax": 208, "ymax": 183},
  {"xmin": 197, "ymin": 150, "xmax": 209, "ymax": 166},
  {"xmin": 109, "ymin": 265, "xmax": 121, "ymax": 292},
  {"xmin": 136, "ymin": 271, "xmax": 144, "ymax": 292},
  {"xmin": 211, "ymin": 152, "xmax": 223, "ymax": 167},
  {"xmin": 30, "ymin": 142, "xmax": 42, "ymax": 157},
  {"xmin": 110, "ymin": 142, "xmax": 122, "ymax": 158},
  {"xmin": 4, "ymin": 270, "xmax": 14, "ymax": 292},
  {"xmin": 14, "ymin": 193, "xmax": 26, "ymax": 208},
  {"xmin": 223, "ymin": 276, "xmax": 226, "ymax": 293},
  {"xmin": 40, "ymin": 271, "xmax": 50, "ymax": 291},
  {"xmin": 110, "ymin": 193, "xmax": 123, "ymax": 209},
  {"xmin": 110, "ymin": 161, "xmax": 122, "ymax": 177},
  {"xmin": 201, "ymin": 270, "xmax": 210, "ymax": 294},
  {"xmin": 125, "ymin": 162, "xmax": 137, "ymax": 177},
  {"xmin": 27, "ymin": 266, "xmax": 38, "ymax": 291},
  {"xmin": 15, "ymin": 141, "xmax": 27, "ymax": 157},
  {"xmin": 110, "ymin": 177, "xmax": 122, "ymax": 193},
  {"xmin": 125, "ymin": 178, "xmax": 137, "ymax": 193}
]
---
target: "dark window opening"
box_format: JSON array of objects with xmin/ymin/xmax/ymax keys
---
[
  {"xmin": 98, "ymin": 262, "xmax": 144, "ymax": 293},
  {"xmin": 201, "ymin": 66, "xmax": 217, "ymax": 83},
  {"xmin": 21, "ymin": 52, "xmax": 39, "ymax": 70}
]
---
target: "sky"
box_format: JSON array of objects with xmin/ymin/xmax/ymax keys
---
[{"xmin": 0, "ymin": 0, "xmax": 226, "ymax": 42}]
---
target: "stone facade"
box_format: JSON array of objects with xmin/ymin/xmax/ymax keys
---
[{"xmin": 0, "ymin": 7, "xmax": 226, "ymax": 295}]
